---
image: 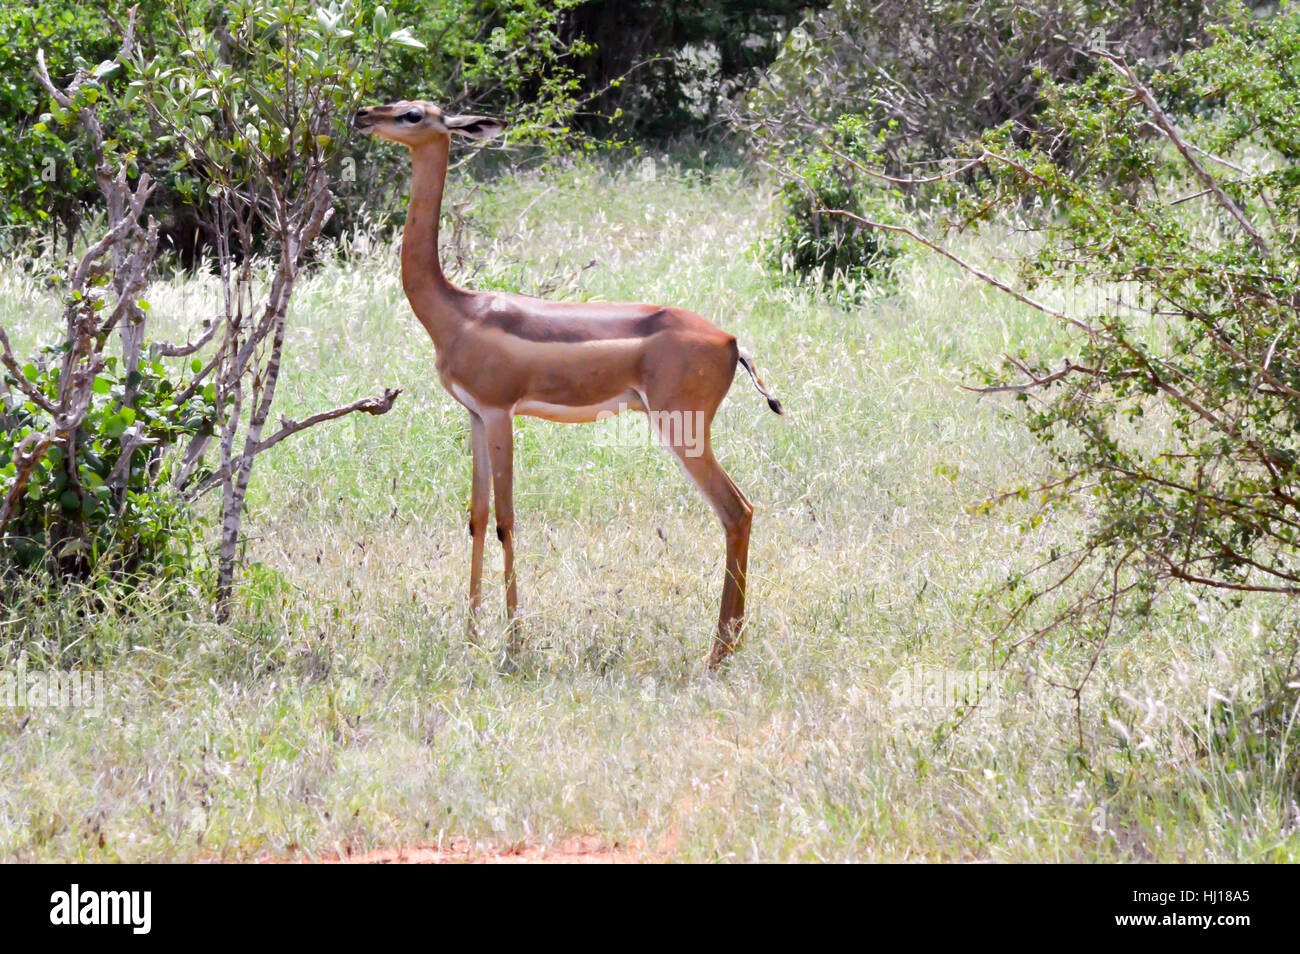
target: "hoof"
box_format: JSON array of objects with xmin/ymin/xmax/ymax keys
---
[
  {"xmin": 505, "ymin": 617, "xmax": 526, "ymax": 656},
  {"xmin": 706, "ymin": 643, "xmax": 735, "ymax": 670}
]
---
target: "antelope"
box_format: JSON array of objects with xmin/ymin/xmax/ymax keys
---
[{"xmin": 354, "ymin": 101, "xmax": 783, "ymax": 668}]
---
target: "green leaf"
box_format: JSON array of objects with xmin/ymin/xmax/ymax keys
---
[
  {"xmin": 388, "ymin": 28, "xmax": 426, "ymax": 50},
  {"xmin": 91, "ymin": 59, "xmax": 119, "ymax": 81},
  {"xmin": 103, "ymin": 414, "xmax": 127, "ymax": 439}
]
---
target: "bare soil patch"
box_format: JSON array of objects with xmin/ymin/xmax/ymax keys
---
[{"xmin": 266, "ymin": 836, "xmax": 662, "ymax": 864}]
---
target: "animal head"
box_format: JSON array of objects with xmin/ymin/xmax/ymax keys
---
[{"xmin": 353, "ymin": 101, "xmax": 505, "ymax": 147}]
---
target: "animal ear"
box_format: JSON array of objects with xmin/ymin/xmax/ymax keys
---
[{"xmin": 444, "ymin": 114, "xmax": 506, "ymax": 140}]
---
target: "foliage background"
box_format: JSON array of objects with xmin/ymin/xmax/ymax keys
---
[{"xmin": 2, "ymin": 0, "xmax": 1299, "ymax": 862}]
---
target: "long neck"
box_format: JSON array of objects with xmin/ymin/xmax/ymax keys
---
[{"xmin": 402, "ymin": 138, "xmax": 463, "ymax": 345}]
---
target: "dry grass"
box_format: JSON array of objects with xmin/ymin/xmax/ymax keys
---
[{"xmin": 1, "ymin": 157, "xmax": 1297, "ymax": 862}]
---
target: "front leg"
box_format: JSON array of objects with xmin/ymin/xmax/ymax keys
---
[
  {"xmin": 481, "ymin": 410, "xmax": 520, "ymax": 642},
  {"xmin": 467, "ymin": 412, "xmax": 491, "ymax": 637}
]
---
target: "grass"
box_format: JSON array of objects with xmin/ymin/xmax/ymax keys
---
[{"xmin": 1, "ymin": 156, "xmax": 1298, "ymax": 861}]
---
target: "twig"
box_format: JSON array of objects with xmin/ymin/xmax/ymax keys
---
[
  {"xmin": 818, "ymin": 139, "xmax": 986, "ymax": 185},
  {"xmin": 0, "ymin": 326, "xmax": 57, "ymax": 413},
  {"xmin": 1092, "ymin": 50, "xmax": 1270, "ymax": 256},
  {"xmin": 252, "ymin": 387, "xmax": 402, "ymax": 455},
  {"xmin": 154, "ymin": 320, "xmax": 219, "ymax": 357},
  {"xmin": 963, "ymin": 357, "xmax": 1138, "ymax": 394},
  {"xmin": 812, "ymin": 207, "xmax": 1100, "ymax": 336}
]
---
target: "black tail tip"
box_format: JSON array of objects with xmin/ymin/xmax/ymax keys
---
[{"xmin": 767, "ymin": 397, "xmax": 784, "ymax": 416}]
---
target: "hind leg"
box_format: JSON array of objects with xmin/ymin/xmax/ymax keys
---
[{"xmin": 648, "ymin": 406, "xmax": 753, "ymax": 668}]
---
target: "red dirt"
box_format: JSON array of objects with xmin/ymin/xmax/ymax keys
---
[{"xmin": 267, "ymin": 836, "xmax": 663, "ymax": 864}]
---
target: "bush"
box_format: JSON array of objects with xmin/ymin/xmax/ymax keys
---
[
  {"xmin": 804, "ymin": 6, "xmax": 1300, "ymax": 731},
  {"xmin": 760, "ymin": 3, "xmax": 1300, "ymax": 755},
  {"xmin": 759, "ymin": 144, "xmax": 897, "ymax": 292},
  {"xmin": 1, "ymin": 15, "xmax": 206, "ymax": 592},
  {"xmin": 745, "ymin": 0, "xmax": 1221, "ymax": 172},
  {"xmin": 962, "ymin": 8, "xmax": 1300, "ymax": 605},
  {"xmin": 0, "ymin": 351, "xmax": 208, "ymax": 583},
  {"xmin": 557, "ymin": 0, "xmax": 818, "ymax": 140},
  {"xmin": 2, "ymin": 1, "xmax": 588, "ymax": 256},
  {"xmin": 0, "ymin": 3, "xmax": 138, "ymax": 245}
]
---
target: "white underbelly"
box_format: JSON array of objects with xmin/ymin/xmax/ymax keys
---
[{"xmin": 514, "ymin": 390, "xmax": 645, "ymax": 423}]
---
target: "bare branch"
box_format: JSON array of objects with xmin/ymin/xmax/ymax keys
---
[
  {"xmin": 963, "ymin": 357, "xmax": 1140, "ymax": 394},
  {"xmin": 817, "ymin": 140, "xmax": 985, "ymax": 185},
  {"xmin": 0, "ymin": 326, "xmax": 57, "ymax": 413},
  {"xmin": 252, "ymin": 388, "xmax": 402, "ymax": 455},
  {"xmin": 154, "ymin": 320, "xmax": 220, "ymax": 358},
  {"xmin": 105, "ymin": 431, "xmax": 158, "ymax": 487},
  {"xmin": 812, "ymin": 207, "xmax": 1100, "ymax": 336},
  {"xmin": 1138, "ymin": 121, "xmax": 1249, "ymax": 174},
  {"xmin": 1092, "ymin": 50, "xmax": 1270, "ymax": 256},
  {"xmin": 34, "ymin": 7, "xmax": 138, "ymax": 112},
  {"xmin": 1164, "ymin": 558, "xmax": 1300, "ymax": 594},
  {"xmin": 32, "ymin": 49, "xmax": 72, "ymax": 109}
]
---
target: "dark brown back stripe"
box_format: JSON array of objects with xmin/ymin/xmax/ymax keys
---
[{"xmin": 479, "ymin": 309, "xmax": 673, "ymax": 344}]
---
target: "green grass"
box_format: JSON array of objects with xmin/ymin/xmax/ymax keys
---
[{"xmin": 1, "ymin": 158, "xmax": 1297, "ymax": 861}]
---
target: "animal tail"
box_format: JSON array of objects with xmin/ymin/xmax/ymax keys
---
[{"xmin": 737, "ymin": 346, "xmax": 785, "ymax": 417}]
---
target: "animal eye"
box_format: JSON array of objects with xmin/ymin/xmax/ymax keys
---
[{"xmin": 401, "ymin": 111, "xmax": 422, "ymax": 123}]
